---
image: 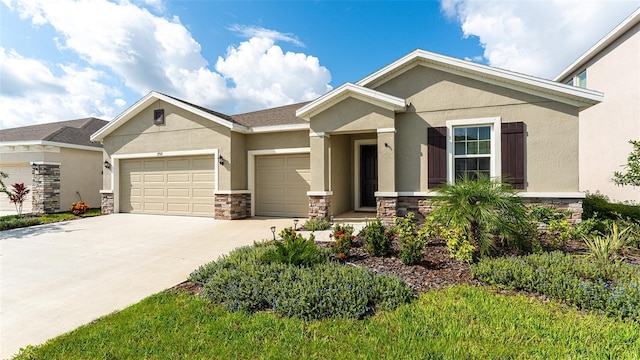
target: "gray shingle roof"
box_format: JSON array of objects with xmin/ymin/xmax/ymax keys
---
[
  {"xmin": 231, "ymin": 102, "xmax": 310, "ymax": 127},
  {"xmin": 0, "ymin": 118, "xmax": 109, "ymax": 148}
]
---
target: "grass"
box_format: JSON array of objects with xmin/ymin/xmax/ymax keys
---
[
  {"xmin": 0, "ymin": 209, "xmax": 101, "ymax": 231},
  {"xmin": 13, "ymin": 285, "xmax": 640, "ymax": 359}
]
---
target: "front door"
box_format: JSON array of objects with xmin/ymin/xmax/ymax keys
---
[{"xmin": 360, "ymin": 144, "xmax": 378, "ymax": 208}]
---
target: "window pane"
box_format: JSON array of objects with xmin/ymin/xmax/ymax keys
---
[
  {"xmin": 467, "ymin": 142, "xmax": 478, "ymax": 155},
  {"xmin": 455, "ymin": 142, "xmax": 466, "ymax": 155},
  {"xmin": 466, "ymin": 158, "xmax": 477, "ymax": 171},
  {"xmin": 478, "ymin": 126, "xmax": 490, "ymax": 140},
  {"xmin": 478, "ymin": 157, "xmax": 490, "ymax": 171},
  {"xmin": 467, "ymin": 127, "xmax": 478, "ymax": 141},
  {"xmin": 478, "ymin": 140, "xmax": 491, "ymax": 154},
  {"xmin": 578, "ymin": 71, "xmax": 587, "ymax": 88},
  {"xmin": 454, "ymin": 128, "xmax": 466, "ymax": 141}
]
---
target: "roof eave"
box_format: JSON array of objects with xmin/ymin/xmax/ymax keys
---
[{"xmin": 91, "ymin": 91, "xmax": 247, "ymax": 142}]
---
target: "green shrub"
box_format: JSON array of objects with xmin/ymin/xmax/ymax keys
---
[
  {"xmin": 471, "ymin": 252, "xmax": 640, "ymax": 321},
  {"xmin": 330, "ymin": 224, "xmax": 355, "ymax": 259},
  {"xmin": 528, "ymin": 204, "xmax": 568, "ymax": 224},
  {"xmin": 584, "ymin": 222, "xmax": 634, "ymax": 264},
  {"xmin": 302, "ymin": 218, "xmax": 331, "ymax": 231},
  {"xmin": 196, "ymin": 243, "xmax": 413, "ymax": 320},
  {"xmin": 583, "ymin": 193, "xmax": 640, "ymax": 223},
  {"xmin": 547, "ymin": 219, "xmax": 576, "ymax": 247},
  {"xmin": 440, "ymin": 226, "xmax": 474, "ymax": 263},
  {"xmin": 396, "ymin": 212, "xmax": 426, "ymax": 265},
  {"xmin": 263, "ymin": 228, "xmax": 323, "ymax": 266},
  {"xmin": 0, "ymin": 216, "xmax": 42, "ymax": 230},
  {"xmin": 360, "ymin": 218, "xmax": 394, "ymax": 256}
]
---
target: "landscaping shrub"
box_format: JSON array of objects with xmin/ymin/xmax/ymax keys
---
[
  {"xmin": 330, "ymin": 224, "xmax": 355, "ymax": 259},
  {"xmin": 0, "ymin": 215, "xmax": 41, "ymax": 230},
  {"xmin": 471, "ymin": 252, "xmax": 640, "ymax": 321},
  {"xmin": 440, "ymin": 226, "xmax": 474, "ymax": 263},
  {"xmin": 195, "ymin": 243, "xmax": 413, "ymax": 320},
  {"xmin": 69, "ymin": 201, "xmax": 91, "ymax": 215},
  {"xmin": 583, "ymin": 193, "xmax": 640, "ymax": 223},
  {"xmin": 263, "ymin": 228, "xmax": 324, "ymax": 266},
  {"xmin": 302, "ymin": 218, "xmax": 331, "ymax": 231},
  {"xmin": 360, "ymin": 217, "xmax": 394, "ymax": 256},
  {"xmin": 395, "ymin": 212, "xmax": 427, "ymax": 265},
  {"xmin": 547, "ymin": 219, "xmax": 576, "ymax": 247},
  {"xmin": 584, "ymin": 222, "xmax": 634, "ymax": 264},
  {"xmin": 528, "ymin": 204, "xmax": 569, "ymax": 224}
]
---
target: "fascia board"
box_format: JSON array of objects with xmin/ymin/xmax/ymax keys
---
[
  {"xmin": 356, "ymin": 49, "xmax": 603, "ymax": 108},
  {"xmin": 295, "ymin": 83, "xmax": 406, "ymax": 120},
  {"xmin": 91, "ymin": 91, "xmax": 247, "ymax": 141},
  {"xmin": 554, "ymin": 8, "xmax": 640, "ymax": 82},
  {"xmin": 246, "ymin": 123, "xmax": 310, "ymax": 134},
  {"xmin": 0, "ymin": 140, "xmax": 103, "ymax": 152}
]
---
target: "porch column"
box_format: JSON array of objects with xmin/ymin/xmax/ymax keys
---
[
  {"xmin": 376, "ymin": 128, "xmax": 396, "ymax": 192},
  {"xmin": 308, "ymin": 132, "xmax": 332, "ymax": 219}
]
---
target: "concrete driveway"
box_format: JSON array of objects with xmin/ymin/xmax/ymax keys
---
[{"xmin": 0, "ymin": 214, "xmax": 295, "ymax": 359}]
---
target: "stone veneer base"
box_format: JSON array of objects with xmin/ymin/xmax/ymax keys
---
[
  {"xmin": 215, "ymin": 193, "xmax": 251, "ymax": 220},
  {"xmin": 100, "ymin": 192, "xmax": 114, "ymax": 215},
  {"xmin": 31, "ymin": 163, "xmax": 60, "ymax": 215},
  {"xmin": 309, "ymin": 195, "xmax": 332, "ymax": 220}
]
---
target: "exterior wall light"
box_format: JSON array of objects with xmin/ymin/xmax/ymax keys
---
[
  {"xmin": 219, "ymin": 154, "xmax": 224, "ymax": 165},
  {"xmin": 103, "ymin": 160, "xmax": 111, "ymax": 169}
]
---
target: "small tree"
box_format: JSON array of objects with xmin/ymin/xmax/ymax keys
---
[
  {"xmin": 613, "ymin": 140, "xmax": 640, "ymax": 187},
  {"xmin": 7, "ymin": 183, "xmax": 30, "ymax": 216}
]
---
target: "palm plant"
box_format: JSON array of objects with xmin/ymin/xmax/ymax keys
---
[{"xmin": 430, "ymin": 176, "xmax": 532, "ymax": 259}]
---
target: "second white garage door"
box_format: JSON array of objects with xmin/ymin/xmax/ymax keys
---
[
  {"xmin": 120, "ymin": 156, "xmax": 215, "ymax": 217},
  {"xmin": 255, "ymin": 154, "xmax": 310, "ymax": 217}
]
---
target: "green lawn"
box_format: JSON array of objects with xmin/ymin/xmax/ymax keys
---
[
  {"xmin": 0, "ymin": 209, "xmax": 101, "ymax": 231},
  {"xmin": 14, "ymin": 285, "xmax": 640, "ymax": 359}
]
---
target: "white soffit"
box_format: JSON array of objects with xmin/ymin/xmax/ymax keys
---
[{"xmin": 295, "ymin": 83, "xmax": 407, "ymax": 120}]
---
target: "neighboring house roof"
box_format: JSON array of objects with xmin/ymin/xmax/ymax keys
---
[
  {"xmin": 0, "ymin": 118, "xmax": 108, "ymax": 149},
  {"xmin": 554, "ymin": 7, "xmax": 640, "ymax": 82},
  {"xmin": 296, "ymin": 83, "xmax": 407, "ymax": 121}
]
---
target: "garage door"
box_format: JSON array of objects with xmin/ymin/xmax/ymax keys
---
[
  {"xmin": 0, "ymin": 164, "xmax": 32, "ymax": 214},
  {"xmin": 255, "ymin": 153, "xmax": 310, "ymax": 217},
  {"xmin": 120, "ymin": 156, "xmax": 215, "ymax": 217}
]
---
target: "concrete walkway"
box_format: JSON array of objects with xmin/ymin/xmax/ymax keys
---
[{"xmin": 0, "ymin": 214, "xmax": 295, "ymax": 359}]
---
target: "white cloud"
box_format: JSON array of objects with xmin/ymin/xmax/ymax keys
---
[
  {"xmin": 0, "ymin": 47, "xmax": 123, "ymax": 128},
  {"xmin": 441, "ymin": 0, "xmax": 640, "ymax": 78},
  {"xmin": 0, "ymin": 0, "xmax": 332, "ymax": 128}
]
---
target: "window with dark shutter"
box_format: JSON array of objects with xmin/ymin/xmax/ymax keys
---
[
  {"xmin": 501, "ymin": 122, "xmax": 525, "ymax": 189},
  {"xmin": 428, "ymin": 126, "xmax": 447, "ymax": 188}
]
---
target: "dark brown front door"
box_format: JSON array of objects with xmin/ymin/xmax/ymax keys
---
[{"xmin": 360, "ymin": 144, "xmax": 378, "ymax": 208}]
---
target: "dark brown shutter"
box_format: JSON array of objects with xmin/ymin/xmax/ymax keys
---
[
  {"xmin": 428, "ymin": 126, "xmax": 447, "ymax": 188},
  {"xmin": 501, "ymin": 122, "xmax": 525, "ymax": 189}
]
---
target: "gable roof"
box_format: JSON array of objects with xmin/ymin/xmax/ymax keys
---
[
  {"xmin": 296, "ymin": 83, "xmax": 407, "ymax": 120},
  {"xmin": 91, "ymin": 91, "xmax": 249, "ymax": 142},
  {"xmin": 0, "ymin": 118, "xmax": 108, "ymax": 149},
  {"xmin": 354, "ymin": 49, "xmax": 603, "ymax": 110},
  {"xmin": 554, "ymin": 7, "xmax": 640, "ymax": 82}
]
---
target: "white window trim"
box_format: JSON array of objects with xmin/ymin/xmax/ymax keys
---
[
  {"xmin": 109, "ymin": 149, "xmax": 219, "ymax": 214},
  {"xmin": 446, "ymin": 117, "xmax": 501, "ymax": 184},
  {"xmin": 353, "ymin": 139, "xmax": 377, "ymax": 211},
  {"xmin": 247, "ymin": 147, "xmax": 311, "ymax": 217}
]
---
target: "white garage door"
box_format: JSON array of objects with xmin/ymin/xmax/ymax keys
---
[
  {"xmin": 120, "ymin": 156, "xmax": 215, "ymax": 217},
  {"xmin": 255, "ymin": 153, "xmax": 310, "ymax": 217},
  {"xmin": 0, "ymin": 164, "xmax": 33, "ymax": 214}
]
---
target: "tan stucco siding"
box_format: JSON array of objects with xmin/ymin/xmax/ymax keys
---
[
  {"xmin": 384, "ymin": 65, "xmax": 580, "ymax": 192},
  {"xmin": 245, "ymin": 131, "xmax": 310, "ymax": 151},
  {"xmin": 330, "ymin": 135, "xmax": 352, "ymax": 214},
  {"xmin": 310, "ymin": 98, "xmax": 395, "ymax": 134},
  {"xmin": 59, "ymin": 148, "xmax": 103, "ymax": 210},
  {"xmin": 230, "ymin": 132, "xmax": 247, "ymax": 190},
  {"xmin": 101, "ymin": 100, "xmax": 233, "ymax": 191}
]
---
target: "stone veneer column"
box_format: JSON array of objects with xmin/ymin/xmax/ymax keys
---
[
  {"xmin": 31, "ymin": 162, "xmax": 60, "ymax": 215},
  {"xmin": 308, "ymin": 193, "xmax": 332, "ymax": 220},
  {"xmin": 100, "ymin": 190, "xmax": 114, "ymax": 215},
  {"xmin": 376, "ymin": 197, "xmax": 397, "ymax": 226},
  {"xmin": 215, "ymin": 192, "xmax": 251, "ymax": 220}
]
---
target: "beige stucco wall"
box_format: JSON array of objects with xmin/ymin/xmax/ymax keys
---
[
  {"xmin": 245, "ymin": 131, "xmax": 309, "ymax": 151},
  {"xmin": 310, "ymin": 98, "xmax": 395, "ymax": 134},
  {"xmin": 101, "ymin": 100, "xmax": 232, "ymax": 190},
  {"xmin": 376, "ymin": 65, "xmax": 580, "ymax": 193},
  {"xmin": 0, "ymin": 146, "xmax": 102, "ymax": 213},
  {"xmin": 560, "ymin": 23, "xmax": 640, "ymax": 203},
  {"xmin": 330, "ymin": 134, "xmax": 352, "ymax": 214}
]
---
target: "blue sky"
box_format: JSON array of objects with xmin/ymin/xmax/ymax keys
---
[{"xmin": 1, "ymin": 0, "xmax": 638, "ymax": 129}]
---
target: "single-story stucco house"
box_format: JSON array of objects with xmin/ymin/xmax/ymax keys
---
[
  {"xmin": 90, "ymin": 50, "xmax": 603, "ymax": 222},
  {"xmin": 0, "ymin": 118, "xmax": 108, "ymax": 215}
]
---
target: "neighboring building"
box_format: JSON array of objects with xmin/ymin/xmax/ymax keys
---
[
  {"xmin": 0, "ymin": 118, "xmax": 108, "ymax": 214},
  {"xmin": 91, "ymin": 50, "xmax": 602, "ymax": 222},
  {"xmin": 555, "ymin": 8, "xmax": 640, "ymax": 203}
]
